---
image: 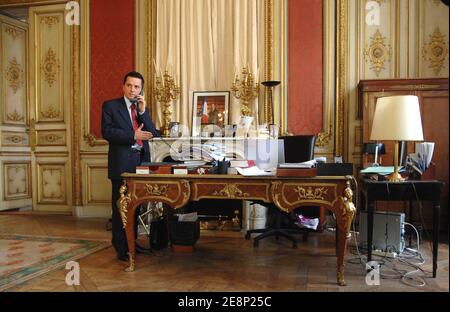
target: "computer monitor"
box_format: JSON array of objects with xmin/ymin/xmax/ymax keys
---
[{"xmin": 245, "ymin": 139, "xmax": 284, "ymax": 170}]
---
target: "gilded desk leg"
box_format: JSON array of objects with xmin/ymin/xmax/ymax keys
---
[
  {"xmin": 118, "ymin": 181, "xmax": 136, "ymax": 272},
  {"xmin": 336, "ymin": 181, "xmax": 357, "ymax": 286},
  {"xmin": 124, "ymin": 221, "xmax": 136, "ymax": 272},
  {"xmin": 336, "ymin": 223, "xmax": 348, "ymax": 286},
  {"xmin": 125, "ymin": 252, "xmax": 135, "ymax": 272}
]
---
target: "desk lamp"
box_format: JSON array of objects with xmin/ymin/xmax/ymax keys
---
[{"xmin": 370, "ymin": 95, "xmax": 423, "ymax": 182}]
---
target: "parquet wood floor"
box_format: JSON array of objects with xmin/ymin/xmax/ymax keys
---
[{"xmin": 0, "ymin": 213, "xmax": 448, "ymax": 292}]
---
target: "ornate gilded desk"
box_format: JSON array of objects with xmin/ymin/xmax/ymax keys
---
[{"xmin": 118, "ymin": 174, "xmax": 356, "ymax": 286}]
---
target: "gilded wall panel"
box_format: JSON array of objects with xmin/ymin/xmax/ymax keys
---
[
  {"xmin": 3, "ymin": 162, "xmax": 31, "ymax": 200},
  {"xmin": 86, "ymin": 165, "xmax": 110, "ymax": 204},
  {"xmin": 35, "ymin": 12, "xmax": 65, "ymax": 122},
  {"xmin": 36, "ymin": 130, "xmax": 66, "ymax": 146},
  {"xmin": 419, "ymin": 1, "xmax": 449, "ymax": 78},
  {"xmin": 361, "ymin": 0, "xmax": 394, "ymax": 80},
  {"xmin": 1, "ymin": 131, "xmax": 29, "ymax": 147},
  {"xmin": 1, "ymin": 19, "xmax": 27, "ymax": 125},
  {"xmin": 37, "ymin": 163, "xmax": 66, "ymax": 204}
]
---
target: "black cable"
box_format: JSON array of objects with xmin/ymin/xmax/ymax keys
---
[{"xmin": 411, "ymin": 182, "xmax": 433, "ymax": 245}]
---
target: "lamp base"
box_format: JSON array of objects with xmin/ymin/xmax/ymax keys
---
[{"xmin": 387, "ymin": 172, "xmax": 405, "ymax": 182}]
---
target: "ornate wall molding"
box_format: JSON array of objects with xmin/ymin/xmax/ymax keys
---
[
  {"xmin": 6, "ymin": 57, "xmax": 24, "ymax": 94},
  {"xmin": 38, "ymin": 164, "xmax": 66, "ymax": 204},
  {"xmin": 364, "ymin": 30, "xmax": 392, "ymax": 77},
  {"xmin": 422, "ymin": 28, "xmax": 449, "ymax": 76},
  {"xmin": 335, "ymin": 0, "xmax": 347, "ymax": 157},
  {"xmin": 37, "ymin": 131, "xmax": 65, "ymax": 146},
  {"xmin": 315, "ymin": 124, "xmax": 333, "ymax": 148},
  {"xmin": 41, "ymin": 48, "xmax": 60, "ymax": 87},
  {"xmin": 81, "ymin": 0, "xmax": 108, "ymax": 148},
  {"xmin": 40, "ymin": 15, "xmax": 59, "ymax": 27},
  {"xmin": 2, "ymin": 132, "xmax": 29, "ymax": 146},
  {"xmin": 41, "ymin": 104, "xmax": 60, "ymax": 119},
  {"xmin": 4, "ymin": 25, "xmax": 23, "ymax": 40},
  {"xmin": 3, "ymin": 162, "xmax": 31, "ymax": 200},
  {"xmin": 264, "ymin": 0, "xmax": 273, "ymax": 125},
  {"xmin": 6, "ymin": 109, "xmax": 24, "ymax": 122}
]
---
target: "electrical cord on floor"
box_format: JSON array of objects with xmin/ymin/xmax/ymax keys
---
[
  {"xmin": 345, "ymin": 179, "xmax": 432, "ymax": 287},
  {"xmin": 411, "ymin": 182, "xmax": 434, "ymax": 251}
]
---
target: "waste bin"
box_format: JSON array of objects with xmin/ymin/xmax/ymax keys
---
[{"xmin": 169, "ymin": 219, "xmax": 200, "ymax": 246}]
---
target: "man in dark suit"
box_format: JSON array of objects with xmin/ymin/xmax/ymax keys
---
[{"xmin": 101, "ymin": 71, "xmax": 158, "ymax": 261}]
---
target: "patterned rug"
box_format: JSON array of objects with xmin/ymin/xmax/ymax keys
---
[{"xmin": 0, "ymin": 234, "xmax": 110, "ymax": 291}]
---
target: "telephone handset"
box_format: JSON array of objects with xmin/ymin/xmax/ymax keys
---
[{"xmin": 131, "ymin": 86, "xmax": 144, "ymax": 105}]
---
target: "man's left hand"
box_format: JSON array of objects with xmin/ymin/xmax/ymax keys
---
[{"xmin": 136, "ymin": 95, "xmax": 146, "ymax": 113}]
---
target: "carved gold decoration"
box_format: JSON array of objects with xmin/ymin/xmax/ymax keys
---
[
  {"xmin": 118, "ymin": 181, "xmax": 131, "ymax": 228},
  {"xmin": 72, "ymin": 9, "xmax": 81, "ymax": 206},
  {"xmin": 6, "ymin": 109, "xmax": 24, "ymax": 122},
  {"xmin": 40, "ymin": 15, "xmax": 59, "ymax": 27},
  {"xmin": 84, "ymin": 133, "xmax": 96, "ymax": 146},
  {"xmin": 422, "ymin": 28, "xmax": 449, "ymax": 76},
  {"xmin": 264, "ymin": 0, "xmax": 273, "ymax": 123},
  {"xmin": 41, "ymin": 133, "xmax": 63, "ymax": 144},
  {"xmin": 364, "ymin": 30, "xmax": 392, "ymax": 77},
  {"xmin": 340, "ymin": 180, "xmax": 356, "ymax": 239},
  {"xmin": 41, "ymin": 105, "xmax": 60, "ymax": 119},
  {"xmin": 41, "ymin": 48, "xmax": 60, "ymax": 87},
  {"xmin": 4, "ymin": 25, "xmax": 23, "ymax": 40},
  {"xmin": 6, "ymin": 57, "xmax": 24, "ymax": 94},
  {"xmin": 315, "ymin": 124, "xmax": 333, "ymax": 147},
  {"xmin": 336, "ymin": 0, "xmax": 347, "ymax": 157},
  {"xmin": 295, "ymin": 186, "xmax": 328, "ymax": 201},
  {"xmin": 83, "ymin": 133, "xmax": 108, "ymax": 146},
  {"xmin": 125, "ymin": 252, "xmax": 135, "ymax": 272},
  {"xmin": 4, "ymin": 135, "xmax": 23, "ymax": 144},
  {"xmin": 212, "ymin": 184, "xmax": 250, "ymax": 199},
  {"xmin": 145, "ymin": 183, "xmax": 168, "ymax": 196},
  {"xmin": 181, "ymin": 180, "xmax": 190, "ymax": 204}
]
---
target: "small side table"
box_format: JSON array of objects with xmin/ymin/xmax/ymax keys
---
[{"xmin": 360, "ymin": 179, "xmax": 444, "ymax": 277}]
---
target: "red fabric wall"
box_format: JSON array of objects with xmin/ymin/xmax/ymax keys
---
[
  {"xmin": 90, "ymin": 0, "xmax": 134, "ymax": 138},
  {"xmin": 288, "ymin": 0, "xmax": 323, "ymax": 135}
]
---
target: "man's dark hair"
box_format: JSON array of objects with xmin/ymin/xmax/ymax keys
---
[{"xmin": 123, "ymin": 71, "xmax": 144, "ymax": 87}]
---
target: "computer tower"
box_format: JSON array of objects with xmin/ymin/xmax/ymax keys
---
[{"xmin": 359, "ymin": 211, "xmax": 405, "ymax": 253}]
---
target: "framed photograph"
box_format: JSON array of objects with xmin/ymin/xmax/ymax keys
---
[{"xmin": 192, "ymin": 91, "xmax": 230, "ymax": 137}]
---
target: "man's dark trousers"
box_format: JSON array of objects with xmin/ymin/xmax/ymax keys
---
[{"xmin": 111, "ymin": 151, "xmax": 142, "ymax": 256}]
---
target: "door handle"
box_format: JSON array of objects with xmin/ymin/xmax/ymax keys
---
[{"xmin": 29, "ymin": 118, "xmax": 37, "ymax": 152}]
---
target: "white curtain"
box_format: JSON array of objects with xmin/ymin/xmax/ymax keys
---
[{"xmin": 154, "ymin": 0, "xmax": 264, "ymax": 133}]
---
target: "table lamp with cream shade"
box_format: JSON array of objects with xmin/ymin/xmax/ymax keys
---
[{"xmin": 370, "ymin": 95, "xmax": 424, "ymax": 182}]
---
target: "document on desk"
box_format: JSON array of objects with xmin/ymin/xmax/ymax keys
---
[
  {"xmin": 236, "ymin": 166, "xmax": 275, "ymax": 176},
  {"xmin": 360, "ymin": 166, "xmax": 405, "ymax": 175}
]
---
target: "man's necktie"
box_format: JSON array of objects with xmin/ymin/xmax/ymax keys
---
[{"xmin": 130, "ymin": 104, "xmax": 143, "ymax": 147}]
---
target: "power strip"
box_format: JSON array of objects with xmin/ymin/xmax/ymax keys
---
[{"xmin": 372, "ymin": 250, "xmax": 397, "ymax": 258}]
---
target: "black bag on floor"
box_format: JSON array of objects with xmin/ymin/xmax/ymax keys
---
[{"xmin": 149, "ymin": 218, "xmax": 168, "ymax": 250}]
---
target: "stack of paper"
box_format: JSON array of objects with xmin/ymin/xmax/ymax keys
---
[
  {"xmin": 236, "ymin": 166, "xmax": 275, "ymax": 176},
  {"xmin": 278, "ymin": 159, "xmax": 317, "ymax": 169},
  {"xmin": 415, "ymin": 142, "xmax": 434, "ymax": 168}
]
